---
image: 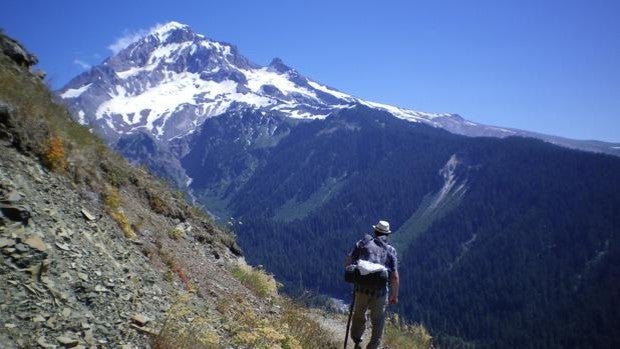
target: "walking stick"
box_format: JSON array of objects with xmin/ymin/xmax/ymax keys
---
[{"xmin": 344, "ymin": 289, "xmax": 356, "ymax": 349}]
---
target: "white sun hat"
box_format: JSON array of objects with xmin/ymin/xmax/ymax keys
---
[{"xmin": 372, "ymin": 220, "xmax": 391, "ymax": 234}]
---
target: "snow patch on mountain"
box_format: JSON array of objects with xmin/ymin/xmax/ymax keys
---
[
  {"xmin": 152, "ymin": 42, "xmax": 193, "ymax": 63},
  {"xmin": 431, "ymin": 154, "xmax": 467, "ymax": 211},
  {"xmin": 96, "ymin": 72, "xmax": 243, "ymax": 133},
  {"xmin": 242, "ymin": 68, "xmax": 316, "ymax": 99},
  {"xmin": 288, "ymin": 109, "xmax": 329, "ymax": 119},
  {"xmin": 60, "ymin": 83, "xmax": 92, "ymax": 99},
  {"xmin": 150, "ymin": 21, "xmax": 189, "ymax": 42},
  {"xmin": 307, "ymin": 81, "xmax": 354, "ymax": 101},
  {"xmin": 115, "ymin": 66, "xmax": 145, "ymax": 79},
  {"xmin": 77, "ymin": 110, "xmax": 86, "ymax": 124},
  {"xmin": 359, "ymin": 99, "xmax": 451, "ymax": 125}
]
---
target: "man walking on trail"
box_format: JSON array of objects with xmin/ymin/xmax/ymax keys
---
[{"xmin": 345, "ymin": 220, "xmax": 399, "ymax": 349}]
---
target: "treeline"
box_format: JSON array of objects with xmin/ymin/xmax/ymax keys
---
[
  {"xmin": 399, "ymin": 137, "xmax": 620, "ymax": 348},
  {"xmin": 187, "ymin": 106, "xmax": 620, "ymax": 348}
]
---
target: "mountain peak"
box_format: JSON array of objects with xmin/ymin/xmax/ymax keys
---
[
  {"xmin": 268, "ymin": 57, "xmax": 292, "ymax": 73},
  {"xmin": 151, "ymin": 21, "xmax": 190, "ymax": 34},
  {"xmin": 147, "ymin": 21, "xmax": 193, "ymax": 43}
]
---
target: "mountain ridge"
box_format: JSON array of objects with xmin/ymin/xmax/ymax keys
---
[{"xmin": 59, "ymin": 21, "xmax": 619, "ymax": 157}]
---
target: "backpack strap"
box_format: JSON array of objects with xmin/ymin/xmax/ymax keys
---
[
  {"xmin": 372, "ymin": 236, "xmax": 390, "ymax": 266},
  {"xmin": 359, "ymin": 234, "xmax": 374, "ymax": 247},
  {"xmin": 354, "ymin": 234, "xmax": 389, "ymax": 266}
]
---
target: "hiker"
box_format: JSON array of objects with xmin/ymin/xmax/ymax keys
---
[{"xmin": 345, "ymin": 220, "xmax": 399, "ymax": 349}]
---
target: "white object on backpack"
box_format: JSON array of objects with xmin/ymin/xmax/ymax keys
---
[{"xmin": 356, "ymin": 259, "xmax": 387, "ymax": 275}]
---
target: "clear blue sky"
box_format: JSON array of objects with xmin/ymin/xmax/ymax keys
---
[{"xmin": 2, "ymin": 0, "xmax": 619, "ymax": 142}]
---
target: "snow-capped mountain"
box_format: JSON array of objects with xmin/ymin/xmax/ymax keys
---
[
  {"xmin": 59, "ymin": 21, "xmax": 619, "ymax": 155},
  {"xmin": 59, "ymin": 23, "xmax": 508, "ymax": 140}
]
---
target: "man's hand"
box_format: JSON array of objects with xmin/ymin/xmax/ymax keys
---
[{"xmin": 389, "ymin": 293, "xmax": 398, "ymax": 305}]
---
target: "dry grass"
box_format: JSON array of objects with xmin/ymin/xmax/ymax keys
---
[
  {"xmin": 156, "ymin": 295, "xmax": 339, "ymax": 349},
  {"xmin": 149, "ymin": 193, "xmax": 168, "ymax": 214},
  {"xmin": 151, "ymin": 294, "xmax": 221, "ymax": 349},
  {"xmin": 279, "ymin": 299, "xmax": 339, "ymax": 349},
  {"xmin": 42, "ymin": 135, "xmax": 66, "ymax": 171},
  {"xmin": 102, "ymin": 186, "xmax": 121, "ymax": 210},
  {"xmin": 99, "ymin": 152, "xmax": 131, "ymax": 187},
  {"xmin": 384, "ymin": 314, "xmax": 434, "ymax": 349},
  {"xmin": 168, "ymin": 226, "xmax": 183, "ymax": 240},
  {"xmin": 231, "ymin": 261, "xmax": 279, "ymax": 299},
  {"xmin": 217, "ymin": 297, "xmax": 303, "ymax": 349},
  {"xmin": 110, "ymin": 210, "xmax": 136, "ymax": 239},
  {"xmin": 102, "ymin": 186, "xmax": 136, "ymax": 239}
]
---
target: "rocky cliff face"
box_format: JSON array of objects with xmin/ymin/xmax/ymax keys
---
[{"xmin": 0, "ymin": 33, "xmax": 38, "ymax": 68}]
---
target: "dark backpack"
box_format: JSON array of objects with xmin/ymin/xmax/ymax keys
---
[{"xmin": 344, "ymin": 234, "xmax": 390, "ymax": 287}]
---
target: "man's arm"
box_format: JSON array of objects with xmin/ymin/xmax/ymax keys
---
[
  {"xmin": 389, "ymin": 271, "xmax": 399, "ymax": 305},
  {"xmin": 345, "ymin": 242, "xmax": 360, "ymax": 266},
  {"xmin": 344, "ymin": 255, "xmax": 353, "ymax": 266}
]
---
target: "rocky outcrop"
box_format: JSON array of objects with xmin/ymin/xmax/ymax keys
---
[{"xmin": 0, "ymin": 33, "xmax": 38, "ymax": 68}]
